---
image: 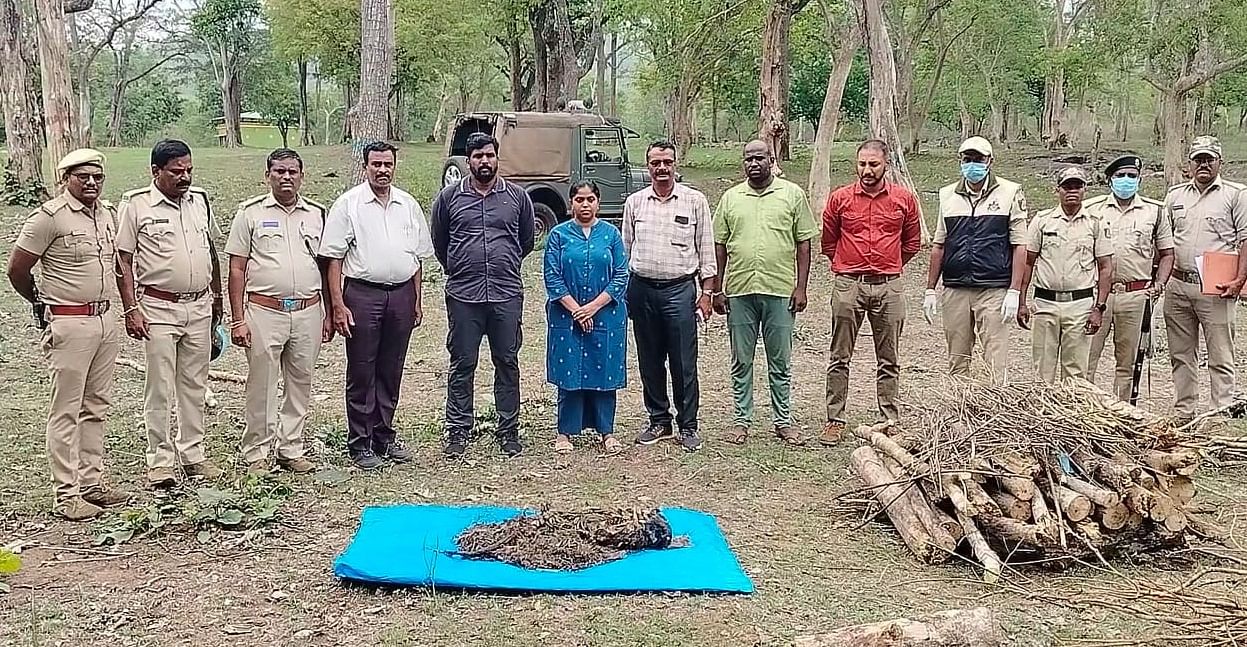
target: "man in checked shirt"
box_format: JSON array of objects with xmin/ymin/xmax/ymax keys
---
[{"xmin": 623, "ymin": 141, "xmax": 718, "ymax": 452}]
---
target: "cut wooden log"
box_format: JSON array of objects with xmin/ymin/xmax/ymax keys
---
[
  {"xmin": 1163, "ymin": 509, "xmax": 1189, "ymax": 533},
  {"xmin": 955, "ymin": 510, "xmax": 1003, "ymax": 584},
  {"xmin": 977, "ymin": 515, "xmax": 1054, "ymax": 548},
  {"xmin": 1167, "ymin": 476, "xmax": 1195, "ymax": 507},
  {"xmin": 877, "ymin": 455, "xmax": 959, "ymax": 561},
  {"xmin": 1030, "ymin": 486, "xmax": 1055, "ymax": 537},
  {"xmin": 856, "ymin": 426, "xmax": 931, "ymax": 476},
  {"xmin": 987, "ymin": 489, "xmax": 1031, "ymax": 521},
  {"xmin": 920, "ymin": 485, "xmax": 965, "ymax": 542},
  {"xmin": 989, "ymin": 455, "xmax": 1038, "ymax": 501},
  {"xmin": 1143, "ymin": 450, "xmax": 1200, "ymax": 476},
  {"xmin": 1097, "ymin": 502, "xmax": 1131, "ymax": 530},
  {"xmin": 850, "ymin": 446, "xmax": 941, "ymax": 563},
  {"xmin": 1058, "ymin": 474, "xmax": 1122, "ymax": 508},
  {"xmin": 961, "ymin": 479, "xmax": 1005, "ymax": 518},
  {"xmin": 1055, "ymin": 486, "xmax": 1092, "ymax": 523},
  {"xmin": 793, "ymin": 607, "xmax": 1006, "ymax": 647}
]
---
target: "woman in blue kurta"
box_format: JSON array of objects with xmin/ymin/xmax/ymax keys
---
[{"xmin": 544, "ymin": 181, "xmax": 629, "ymax": 454}]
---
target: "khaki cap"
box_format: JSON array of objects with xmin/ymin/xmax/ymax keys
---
[
  {"xmin": 1056, "ymin": 166, "xmax": 1089, "ymax": 185},
  {"xmin": 958, "ymin": 136, "xmax": 993, "ymax": 156},
  {"xmin": 56, "ymin": 148, "xmax": 106, "ymax": 173},
  {"xmin": 1189, "ymin": 135, "xmax": 1222, "ymax": 159}
]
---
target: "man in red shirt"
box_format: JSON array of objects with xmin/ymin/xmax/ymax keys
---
[{"xmin": 819, "ymin": 139, "xmax": 922, "ymax": 444}]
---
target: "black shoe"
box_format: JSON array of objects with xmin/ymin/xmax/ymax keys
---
[
  {"xmin": 635, "ymin": 423, "xmax": 675, "ymax": 445},
  {"xmin": 444, "ymin": 434, "xmax": 468, "ymax": 459},
  {"xmin": 378, "ymin": 440, "xmax": 413, "ymax": 463},
  {"xmin": 352, "ymin": 450, "xmax": 383, "ymax": 470},
  {"xmin": 678, "ymin": 429, "xmax": 703, "ymax": 452},
  {"xmin": 499, "ymin": 435, "xmax": 523, "ymax": 458}
]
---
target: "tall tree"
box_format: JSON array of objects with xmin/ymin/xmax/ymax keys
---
[
  {"xmin": 0, "ymin": 0, "xmax": 46, "ymax": 199},
  {"xmin": 758, "ymin": 0, "xmax": 794, "ymax": 160},
  {"xmin": 191, "ymin": 0, "xmax": 261, "ymax": 147},
  {"xmin": 73, "ymin": 0, "xmax": 163, "ymax": 145},
  {"xmin": 34, "ymin": 0, "xmax": 89, "ymax": 168},
  {"xmin": 353, "ymin": 0, "xmax": 393, "ymax": 183},
  {"xmin": 809, "ymin": 0, "xmax": 860, "ymax": 212}
]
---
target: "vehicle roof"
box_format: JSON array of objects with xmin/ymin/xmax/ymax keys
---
[{"xmin": 455, "ymin": 111, "xmax": 615, "ymax": 129}]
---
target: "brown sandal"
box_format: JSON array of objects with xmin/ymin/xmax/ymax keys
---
[
  {"xmin": 725, "ymin": 424, "xmax": 749, "ymax": 445},
  {"xmin": 554, "ymin": 435, "xmax": 574, "ymax": 453},
  {"xmin": 775, "ymin": 425, "xmax": 804, "ymax": 446}
]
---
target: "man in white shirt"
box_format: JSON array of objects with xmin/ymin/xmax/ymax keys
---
[{"xmin": 319, "ymin": 141, "xmax": 434, "ymax": 469}]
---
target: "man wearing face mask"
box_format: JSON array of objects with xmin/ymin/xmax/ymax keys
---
[
  {"xmin": 116, "ymin": 139, "xmax": 224, "ymax": 487},
  {"xmin": 1018, "ymin": 167, "xmax": 1114, "ymax": 383},
  {"xmin": 1163, "ymin": 136, "xmax": 1247, "ymax": 418},
  {"xmin": 1084, "ymin": 155, "xmax": 1174, "ymax": 402},
  {"xmin": 925, "ymin": 137, "xmax": 1029, "ymax": 382}
]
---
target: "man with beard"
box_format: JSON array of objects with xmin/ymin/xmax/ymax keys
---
[
  {"xmin": 623, "ymin": 141, "xmax": 717, "ymax": 452},
  {"xmin": 1163, "ymin": 136, "xmax": 1247, "ymax": 418},
  {"xmin": 321, "ymin": 141, "xmax": 434, "ymax": 470},
  {"xmin": 431, "ymin": 133, "xmax": 535, "ymax": 459},
  {"xmin": 712, "ymin": 140, "xmax": 816, "ymax": 446},
  {"xmin": 819, "ymin": 140, "xmax": 921, "ymax": 444},
  {"xmin": 8, "ymin": 149, "xmax": 130, "ymax": 519},
  {"xmin": 116, "ymin": 139, "xmax": 224, "ymax": 487},
  {"xmin": 1084, "ymin": 154, "xmax": 1174, "ymax": 402},
  {"xmin": 226, "ymin": 148, "xmax": 330, "ymax": 476},
  {"xmin": 1017, "ymin": 167, "xmax": 1114, "ymax": 383}
]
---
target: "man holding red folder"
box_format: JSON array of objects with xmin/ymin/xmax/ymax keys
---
[{"xmin": 1163, "ymin": 135, "xmax": 1247, "ymax": 417}]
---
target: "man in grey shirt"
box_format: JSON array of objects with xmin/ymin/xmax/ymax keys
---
[{"xmin": 431, "ymin": 133, "xmax": 536, "ymax": 458}]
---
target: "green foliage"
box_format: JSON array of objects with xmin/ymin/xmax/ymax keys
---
[
  {"xmin": 2, "ymin": 171, "xmax": 47, "ymax": 207},
  {"xmin": 93, "ymin": 478, "xmax": 292, "ymax": 547},
  {"xmin": 191, "ymin": 0, "xmax": 262, "ymax": 48},
  {"xmin": 116, "ymin": 72, "xmax": 186, "ymax": 145},
  {"xmin": 0, "ymin": 548, "xmax": 19, "ymax": 575}
]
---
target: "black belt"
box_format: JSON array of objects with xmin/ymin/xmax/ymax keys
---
[
  {"xmin": 1034, "ymin": 287, "xmax": 1094, "ymax": 302},
  {"xmin": 346, "ymin": 276, "xmax": 412, "ymax": 291},
  {"xmin": 631, "ymin": 273, "xmax": 696, "ymax": 289},
  {"xmin": 1173, "ymin": 269, "xmax": 1202, "ymax": 285}
]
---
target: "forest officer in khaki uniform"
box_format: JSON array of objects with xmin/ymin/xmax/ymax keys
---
[
  {"xmin": 1018, "ymin": 166, "xmax": 1114, "ymax": 382},
  {"xmin": 226, "ymin": 149, "xmax": 328, "ymax": 476},
  {"xmin": 116, "ymin": 139, "xmax": 224, "ymax": 488},
  {"xmin": 1163, "ymin": 135, "xmax": 1247, "ymax": 418},
  {"xmin": 7, "ymin": 149, "xmax": 130, "ymax": 520},
  {"xmin": 1086, "ymin": 155, "xmax": 1174, "ymax": 401}
]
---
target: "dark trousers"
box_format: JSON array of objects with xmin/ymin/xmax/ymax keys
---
[
  {"xmin": 557, "ymin": 388, "xmax": 618, "ymax": 436},
  {"xmin": 343, "ymin": 278, "xmax": 415, "ymax": 456},
  {"xmin": 445, "ymin": 295, "xmax": 523, "ymax": 439},
  {"xmin": 627, "ymin": 275, "xmax": 699, "ymax": 431}
]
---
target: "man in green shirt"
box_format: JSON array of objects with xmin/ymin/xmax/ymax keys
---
[{"xmin": 713, "ymin": 140, "xmax": 817, "ymax": 445}]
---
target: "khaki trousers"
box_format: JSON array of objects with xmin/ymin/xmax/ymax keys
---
[
  {"xmin": 1087, "ymin": 290, "xmax": 1149, "ymax": 401},
  {"xmin": 140, "ymin": 293, "xmax": 211, "ymax": 470},
  {"xmin": 941, "ymin": 287, "xmax": 1010, "ymax": 382},
  {"xmin": 826, "ymin": 275, "xmax": 905, "ymax": 423},
  {"xmin": 241, "ymin": 301, "xmax": 323, "ymax": 462},
  {"xmin": 1032, "ymin": 297, "xmax": 1092, "ymax": 383},
  {"xmin": 42, "ymin": 314, "xmax": 120, "ymax": 501},
  {"xmin": 1164, "ymin": 279, "xmax": 1238, "ymax": 416}
]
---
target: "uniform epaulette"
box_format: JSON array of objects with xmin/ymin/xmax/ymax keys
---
[
  {"xmin": 36, "ymin": 195, "xmax": 66, "ymax": 216},
  {"xmin": 99, "ymin": 199, "xmax": 115, "ymax": 211},
  {"xmin": 1083, "ymin": 194, "xmax": 1111, "ymax": 207},
  {"xmin": 188, "ymin": 186, "xmax": 210, "ymax": 197},
  {"xmin": 1139, "ymin": 196, "xmax": 1164, "ymax": 207},
  {"xmin": 1165, "ymin": 182, "xmax": 1189, "ymax": 195},
  {"xmin": 119, "ymin": 187, "xmax": 150, "ymax": 201},
  {"xmin": 238, "ymin": 194, "xmax": 266, "ymax": 210},
  {"xmin": 303, "ymin": 196, "xmax": 327, "ymax": 213}
]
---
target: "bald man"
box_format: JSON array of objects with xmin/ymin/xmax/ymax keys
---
[{"xmin": 712, "ymin": 141, "xmax": 817, "ymax": 446}]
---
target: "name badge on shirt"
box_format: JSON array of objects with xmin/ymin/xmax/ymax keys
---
[
  {"xmin": 153, "ymin": 218, "xmax": 169, "ymax": 224},
  {"xmin": 261, "ymin": 220, "xmax": 280, "ymax": 228},
  {"xmin": 674, "ymin": 215, "xmax": 689, "ymax": 225}
]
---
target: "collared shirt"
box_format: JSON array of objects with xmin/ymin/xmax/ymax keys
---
[
  {"xmin": 225, "ymin": 193, "xmax": 326, "ymax": 299},
  {"xmin": 1026, "ymin": 207, "xmax": 1113, "ymax": 291},
  {"xmin": 1084, "ymin": 194, "xmax": 1173, "ymax": 282},
  {"xmin": 933, "ymin": 176, "xmax": 1029, "ymax": 245},
  {"xmin": 622, "ymin": 183, "xmax": 717, "ymax": 281},
  {"xmin": 713, "ymin": 177, "xmax": 817, "ymax": 297},
  {"xmin": 15, "ymin": 192, "xmax": 117, "ymax": 306},
  {"xmin": 821, "ymin": 180, "xmax": 922, "ymax": 275},
  {"xmin": 115, "ymin": 184, "xmax": 217, "ymax": 293},
  {"xmin": 319, "ymin": 182, "xmax": 434, "ymax": 285},
  {"xmin": 430, "ymin": 176, "xmax": 535, "ymax": 303},
  {"xmin": 1163, "ymin": 176, "xmax": 1247, "ymax": 272}
]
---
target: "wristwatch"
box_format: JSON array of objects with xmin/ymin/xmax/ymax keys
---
[{"xmin": 1093, "ymin": 302, "xmax": 1107, "ymax": 313}]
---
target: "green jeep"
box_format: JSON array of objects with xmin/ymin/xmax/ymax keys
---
[{"xmin": 441, "ymin": 111, "xmax": 650, "ymax": 237}]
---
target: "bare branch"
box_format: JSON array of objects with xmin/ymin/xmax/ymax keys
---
[
  {"xmin": 126, "ymin": 50, "xmax": 184, "ymax": 84},
  {"xmin": 1176, "ymin": 53, "xmax": 1247, "ymax": 94},
  {"xmin": 79, "ymin": 0, "xmax": 163, "ymax": 71}
]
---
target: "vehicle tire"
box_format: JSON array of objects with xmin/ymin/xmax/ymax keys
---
[
  {"xmin": 533, "ymin": 202, "xmax": 558, "ymax": 242},
  {"xmin": 442, "ymin": 157, "xmax": 469, "ymax": 188}
]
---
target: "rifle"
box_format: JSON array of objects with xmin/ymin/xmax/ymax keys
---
[{"xmin": 1129, "ymin": 294, "xmax": 1153, "ymax": 406}]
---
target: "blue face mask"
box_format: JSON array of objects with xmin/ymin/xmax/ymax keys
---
[
  {"xmin": 1110, "ymin": 176, "xmax": 1140, "ymax": 200},
  {"xmin": 960, "ymin": 162, "xmax": 989, "ymax": 184}
]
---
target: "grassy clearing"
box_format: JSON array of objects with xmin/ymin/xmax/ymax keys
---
[{"xmin": 0, "ymin": 138, "xmax": 1245, "ymax": 646}]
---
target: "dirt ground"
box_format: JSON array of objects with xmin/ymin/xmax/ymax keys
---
[{"xmin": 2, "ymin": 141, "xmax": 1246, "ymax": 646}]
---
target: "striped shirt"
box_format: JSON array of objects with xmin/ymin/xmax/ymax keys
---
[{"xmin": 622, "ymin": 183, "xmax": 716, "ymax": 281}]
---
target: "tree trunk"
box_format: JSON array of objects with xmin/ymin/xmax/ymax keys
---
[
  {"xmin": 0, "ymin": 0, "xmax": 45, "ymax": 196},
  {"xmin": 298, "ymin": 57, "xmax": 311, "ymax": 146},
  {"xmin": 593, "ymin": 22, "xmax": 605, "ymax": 111},
  {"xmin": 1041, "ymin": 69, "xmax": 1066, "ymax": 148},
  {"xmin": 220, "ymin": 57, "xmax": 243, "ymax": 147},
  {"xmin": 809, "ymin": 0, "xmax": 858, "ymax": 213},
  {"xmin": 507, "ymin": 27, "xmax": 527, "ymax": 110},
  {"xmin": 905, "ymin": 20, "xmax": 958, "ymax": 155},
  {"xmin": 530, "ymin": 6, "xmax": 549, "ymax": 111},
  {"xmin": 353, "ymin": 0, "xmax": 393, "ymax": 184},
  {"xmin": 757, "ymin": 0, "xmax": 793, "ymax": 160},
  {"xmin": 553, "ymin": 0, "xmax": 579, "ymax": 105},
  {"xmin": 794, "ymin": 607, "xmax": 1005, "ymax": 647},
  {"xmin": 608, "ymin": 31, "xmax": 618, "ymax": 116},
  {"xmin": 1239, "ymin": 106, "xmax": 1247, "ymax": 131},
  {"xmin": 34, "ymin": 0, "xmax": 78, "ymax": 168},
  {"xmin": 670, "ymin": 77, "xmax": 697, "ymax": 159},
  {"xmin": 710, "ymin": 88, "xmax": 719, "ymax": 142},
  {"xmin": 430, "ymin": 76, "xmax": 449, "ymax": 141},
  {"xmin": 1160, "ymin": 88, "xmax": 1186, "ymax": 185},
  {"xmin": 861, "ymin": 0, "xmax": 927, "ymax": 241}
]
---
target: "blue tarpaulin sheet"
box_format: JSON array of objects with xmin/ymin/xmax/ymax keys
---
[{"xmin": 332, "ymin": 504, "xmax": 754, "ymax": 594}]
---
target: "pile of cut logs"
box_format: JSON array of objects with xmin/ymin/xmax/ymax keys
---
[{"xmin": 849, "ymin": 380, "xmax": 1220, "ymax": 581}]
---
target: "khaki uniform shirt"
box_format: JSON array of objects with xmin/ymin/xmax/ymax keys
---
[
  {"xmin": 115, "ymin": 184, "xmax": 218, "ymax": 293},
  {"xmin": 1026, "ymin": 206, "xmax": 1113, "ymax": 291},
  {"xmin": 1083, "ymin": 194, "xmax": 1173, "ymax": 283},
  {"xmin": 1163, "ymin": 176, "xmax": 1247, "ymax": 272},
  {"xmin": 225, "ymin": 194, "xmax": 325, "ymax": 299},
  {"xmin": 14, "ymin": 193, "xmax": 117, "ymax": 306}
]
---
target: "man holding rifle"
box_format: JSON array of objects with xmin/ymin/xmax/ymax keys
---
[{"xmin": 1085, "ymin": 155, "xmax": 1174, "ymax": 403}]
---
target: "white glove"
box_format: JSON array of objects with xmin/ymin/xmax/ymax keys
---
[
  {"xmin": 922, "ymin": 289, "xmax": 938, "ymax": 325},
  {"xmin": 1001, "ymin": 289, "xmax": 1021, "ymax": 323}
]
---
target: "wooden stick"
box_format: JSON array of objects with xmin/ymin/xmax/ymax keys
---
[
  {"xmin": 850, "ymin": 446, "xmax": 939, "ymax": 563},
  {"xmin": 954, "ymin": 509, "xmax": 1003, "ymax": 584},
  {"xmin": 853, "ymin": 426, "xmax": 929, "ymax": 475},
  {"xmin": 877, "ymin": 454, "xmax": 958, "ymax": 562},
  {"xmin": 1058, "ymin": 474, "xmax": 1122, "ymax": 508}
]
